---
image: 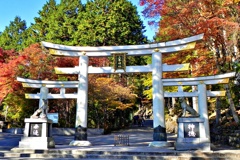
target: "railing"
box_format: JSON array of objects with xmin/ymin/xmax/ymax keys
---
[{"xmin": 114, "ymin": 135, "xmax": 129, "ymax": 146}]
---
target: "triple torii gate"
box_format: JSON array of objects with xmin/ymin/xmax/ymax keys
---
[{"xmin": 17, "ymin": 33, "xmax": 228, "ymax": 148}]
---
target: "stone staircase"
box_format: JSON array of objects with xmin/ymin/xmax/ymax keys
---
[{"xmin": 2, "ymin": 147, "xmax": 240, "ymax": 160}]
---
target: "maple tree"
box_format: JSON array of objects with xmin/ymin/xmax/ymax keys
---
[
  {"xmin": 0, "ymin": 48, "xmax": 28, "ymax": 123},
  {"xmin": 140, "ymin": 0, "xmax": 240, "ymax": 123},
  {"xmin": 0, "ymin": 44, "xmax": 56, "ymax": 124},
  {"xmin": 139, "ymin": 0, "xmax": 239, "ymax": 87},
  {"xmin": 140, "ymin": 0, "xmax": 239, "ymax": 75},
  {"xmin": 0, "ymin": 49, "xmax": 24, "ymax": 104},
  {"xmin": 88, "ymin": 76, "xmax": 136, "ymax": 131}
]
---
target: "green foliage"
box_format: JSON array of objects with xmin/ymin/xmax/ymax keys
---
[
  {"xmin": 233, "ymin": 61, "xmax": 240, "ymax": 73},
  {"xmin": 0, "ymin": 0, "xmax": 147, "ymax": 49},
  {"xmin": 0, "ymin": 17, "xmax": 27, "ymax": 51},
  {"xmin": 25, "ymin": 0, "xmax": 147, "ymax": 46},
  {"xmin": 74, "ymin": 0, "xmax": 147, "ymax": 46},
  {"xmin": 1, "ymin": 93, "xmax": 32, "ymax": 127},
  {"xmin": 32, "ymin": 0, "xmax": 58, "ymax": 43},
  {"xmin": 33, "ymin": 0, "xmax": 84, "ymax": 45}
]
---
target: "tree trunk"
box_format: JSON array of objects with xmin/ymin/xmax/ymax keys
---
[
  {"xmin": 215, "ymin": 97, "xmax": 221, "ymax": 125},
  {"xmin": 224, "ymin": 84, "xmax": 239, "ymax": 123}
]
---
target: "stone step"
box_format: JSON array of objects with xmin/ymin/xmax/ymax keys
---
[
  {"xmin": 3, "ymin": 148, "xmax": 240, "ymax": 160},
  {"xmin": 3, "ymin": 153, "xmax": 208, "ymax": 160}
]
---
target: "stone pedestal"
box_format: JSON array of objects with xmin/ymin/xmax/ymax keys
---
[
  {"xmin": 149, "ymin": 125, "xmax": 172, "ymax": 147},
  {"xmin": 18, "ymin": 118, "xmax": 55, "ymax": 149},
  {"xmin": 69, "ymin": 125, "xmax": 92, "ymax": 146},
  {"xmin": 175, "ymin": 117, "xmax": 211, "ymax": 151}
]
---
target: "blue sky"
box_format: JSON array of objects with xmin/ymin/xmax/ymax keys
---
[{"xmin": 0, "ymin": 0, "xmax": 157, "ymax": 40}]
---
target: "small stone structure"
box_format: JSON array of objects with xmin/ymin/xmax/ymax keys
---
[
  {"xmin": 31, "ymin": 99, "xmax": 48, "ymax": 119},
  {"xmin": 175, "ymin": 98, "xmax": 210, "ymax": 150},
  {"xmin": 18, "ymin": 118, "xmax": 55, "ymax": 149},
  {"xmin": 18, "ymin": 86, "xmax": 55, "ymax": 149},
  {"xmin": 31, "ymin": 86, "xmax": 49, "ymax": 119},
  {"xmin": 175, "ymin": 117, "xmax": 210, "ymax": 151}
]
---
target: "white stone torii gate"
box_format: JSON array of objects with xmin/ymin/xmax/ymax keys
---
[{"xmin": 18, "ymin": 33, "xmax": 228, "ymax": 148}]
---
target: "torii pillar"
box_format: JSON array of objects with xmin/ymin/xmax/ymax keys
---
[
  {"xmin": 76, "ymin": 54, "xmax": 89, "ymax": 129},
  {"xmin": 149, "ymin": 49, "xmax": 171, "ymax": 147},
  {"xmin": 198, "ymin": 83, "xmax": 211, "ymax": 150},
  {"xmin": 70, "ymin": 54, "xmax": 91, "ymax": 146}
]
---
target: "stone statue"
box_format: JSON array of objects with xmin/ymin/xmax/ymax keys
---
[
  {"xmin": 179, "ymin": 97, "xmax": 199, "ymax": 117},
  {"xmin": 31, "ymin": 86, "xmax": 49, "ymax": 119}
]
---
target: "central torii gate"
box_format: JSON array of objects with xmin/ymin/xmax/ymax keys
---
[{"xmin": 42, "ymin": 34, "xmax": 204, "ymax": 146}]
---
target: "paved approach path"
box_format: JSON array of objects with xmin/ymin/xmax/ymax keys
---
[
  {"xmin": 0, "ymin": 119, "xmax": 153, "ymax": 148},
  {"xmin": 0, "ymin": 119, "xmax": 239, "ymax": 153}
]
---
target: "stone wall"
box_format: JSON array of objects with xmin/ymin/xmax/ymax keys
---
[
  {"xmin": 211, "ymin": 130, "xmax": 240, "ymax": 148},
  {"xmin": 228, "ymin": 130, "xmax": 240, "ymax": 148},
  {"xmin": 52, "ymin": 128, "xmax": 104, "ymax": 136}
]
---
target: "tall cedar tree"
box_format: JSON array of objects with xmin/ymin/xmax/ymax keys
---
[
  {"xmin": 74, "ymin": 0, "xmax": 147, "ymax": 46},
  {"xmin": 0, "ymin": 17, "xmax": 27, "ymax": 51},
  {"xmin": 33, "ymin": 0, "xmax": 84, "ymax": 45}
]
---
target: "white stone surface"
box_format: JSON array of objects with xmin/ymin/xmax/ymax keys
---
[
  {"xmin": 69, "ymin": 140, "xmax": 92, "ymax": 146},
  {"xmin": 55, "ymin": 63, "xmax": 190, "ymax": 74},
  {"xmin": 152, "ymin": 51, "xmax": 165, "ymax": 130},
  {"xmin": 41, "ymin": 34, "xmax": 204, "ymax": 56},
  {"xmin": 148, "ymin": 141, "xmax": 172, "ymax": 148},
  {"xmin": 19, "ymin": 137, "xmax": 55, "ymax": 149}
]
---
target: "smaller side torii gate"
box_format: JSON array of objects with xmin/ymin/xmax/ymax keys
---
[{"xmin": 162, "ymin": 72, "xmax": 235, "ymax": 150}]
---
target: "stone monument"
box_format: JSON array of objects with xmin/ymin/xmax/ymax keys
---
[
  {"xmin": 18, "ymin": 86, "xmax": 55, "ymax": 149},
  {"xmin": 175, "ymin": 97, "xmax": 210, "ymax": 151}
]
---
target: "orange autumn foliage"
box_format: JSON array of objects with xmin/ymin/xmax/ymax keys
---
[
  {"xmin": 0, "ymin": 43, "xmax": 56, "ymax": 105},
  {"xmin": 140, "ymin": 0, "xmax": 239, "ymax": 77},
  {"xmin": 0, "ymin": 49, "xmax": 25, "ymax": 104}
]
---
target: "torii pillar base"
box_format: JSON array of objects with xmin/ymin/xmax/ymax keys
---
[
  {"xmin": 69, "ymin": 125, "xmax": 92, "ymax": 146},
  {"xmin": 149, "ymin": 141, "xmax": 172, "ymax": 147}
]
